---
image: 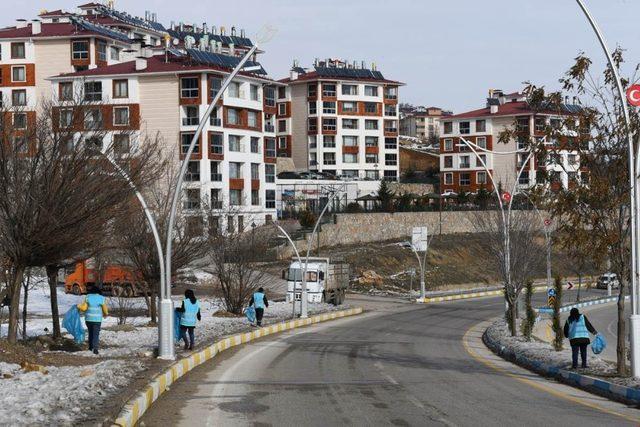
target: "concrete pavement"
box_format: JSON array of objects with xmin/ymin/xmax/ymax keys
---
[{"xmin": 141, "ymin": 292, "xmax": 638, "ymax": 426}]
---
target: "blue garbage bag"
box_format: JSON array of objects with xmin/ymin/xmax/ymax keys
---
[
  {"xmin": 174, "ymin": 310, "xmax": 182, "ymax": 342},
  {"xmin": 62, "ymin": 305, "xmax": 85, "ymax": 344},
  {"xmin": 592, "ymin": 333, "xmax": 607, "ymax": 354},
  {"xmin": 245, "ymin": 306, "xmax": 256, "ymax": 324}
]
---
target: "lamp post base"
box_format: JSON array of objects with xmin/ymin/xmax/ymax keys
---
[
  {"xmin": 158, "ymin": 298, "xmax": 175, "ymax": 360},
  {"xmin": 630, "ymin": 314, "xmax": 640, "ymax": 378},
  {"xmin": 301, "ymin": 292, "xmax": 308, "ymax": 319}
]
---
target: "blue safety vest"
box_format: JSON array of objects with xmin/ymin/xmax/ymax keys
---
[
  {"xmin": 253, "ymin": 292, "xmax": 265, "ymax": 309},
  {"xmin": 180, "ymin": 299, "xmax": 200, "ymax": 327},
  {"xmin": 85, "ymin": 293, "xmax": 105, "ymax": 323},
  {"xmin": 568, "ymin": 315, "xmax": 589, "ymax": 339}
]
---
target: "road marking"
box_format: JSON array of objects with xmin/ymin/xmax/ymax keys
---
[{"xmin": 462, "ymin": 324, "xmax": 640, "ymax": 424}]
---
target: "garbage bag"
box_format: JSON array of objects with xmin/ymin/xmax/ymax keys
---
[
  {"xmin": 62, "ymin": 306, "xmax": 85, "ymax": 344},
  {"xmin": 245, "ymin": 306, "xmax": 256, "ymax": 324},
  {"xmin": 592, "ymin": 333, "xmax": 607, "ymax": 354},
  {"xmin": 174, "ymin": 310, "xmax": 182, "ymax": 342}
]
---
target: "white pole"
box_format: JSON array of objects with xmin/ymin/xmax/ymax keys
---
[
  {"xmin": 274, "ymin": 224, "xmax": 303, "ymax": 319},
  {"xmin": 575, "ymin": 0, "xmax": 640, "ymax": 378}
]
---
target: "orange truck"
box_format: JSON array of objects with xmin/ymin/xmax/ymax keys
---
[{"xmin": 64, "ymin": 259, "xmax": 145, "ymax": 297}]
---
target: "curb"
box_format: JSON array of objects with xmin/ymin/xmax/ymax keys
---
[
  {"xmin": 482, "ymin": 322, "xmax": 640, "ymax": 406},
  {"xmin": 536, "ymin": 295, "xmax": 628, "ymax": 314},
  {"xmin": 416, "ymin": 284, "xmax": 563, "ymax": 304},
  {"xmin": 112, "ymin": 307, "xmax": 364, "ymax": 427}
]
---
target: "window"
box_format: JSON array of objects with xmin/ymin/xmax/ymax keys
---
[
  {"xmin": 323, "ymin": 153, "xmax": 336, "ymax": 165},
  {"xmin": 87, "ymin": 138, "xmax": 103, "ymax": 155},
  {"xmin": 364, "ymin": 102, "xmax": 377, "ymax": 114},
  {"xmin": 113, "ymin": 134, "xmax": 130, "ymax": 155},
  {"xmin": 210, "ymin": 107, "xmax": 221, "ymax": 126},
  {"xmin": 365, "ymin": 120, "xmax": 379, "ymax": 130},
  {"xmin": 476, "ymin": 154, "xmax": 486, "ymax": 167},
  {"xmin": 444, "ymin": 156, "xmax": 453, "ymax": 168},
  {"xmin": 341, "ymin": 118, "xmax": 357, "ymax": 130},
  {"xmin": 229, "ymin": 135, "xmax": 243, "ymax": 152},
  {"xmin": 519, "ymin": 171, "xmax": 530, "ymax": 186},
  {"xmin": 183, "ymin": 106, "xmax": 199, "ymax": 126},
  {"xmin": 323, "ymin": 101, "xmax": 336, "ymax": 114},
  {"xmin": 181, "ymin": 77, "xmax": 199, "ymax": 98},
  {"xmin": 250, "ymin": 84, "xmax": 259, "ymax": 101},
  {"xmin": 365, "ymin": 170, "xmax": 379, "ymax": 180},
  {"xmin": 264, "ymin": 86, "xmax": 275, "ymax": 107},
  {"xmin": 59, "ymin": 82, "xmax": 73, "ymax": 101},
  {"xmin": 343, "ymin": 153, "xmax": 357, "ymax": 163},
  {"xmin": 278, "ymin": 119, "xmax": 287, "ymax": 132},
  {"xmin": 322, "ymin": 83, "xmax": 336, "ymax": 97},
  {"xmin": 443, "ymin": 122, "xmax": 453, "ymax": 134},
  {"xmin": 208, "ymin": 76, "xmax": 222, "ymax": 100},
  {"xmin": 227, "ymin": 216, "xmax": 235, "ymax": 234},
  {"xmin": 185, "ymin": 161, "xmax": 201, "ymax": 182},
  {"xmin": 385, "ymin": 153, "xmax": 397, "ymax": 166},
  {"xmin": 71, "ymin": 41, "xmax": 89, "ymax": 60},
  {"xmin": 251, "ymin": 190, "xmax": 260, "ymax": 206},
  {"xmin": 230, "ymin": 190, "xmax": 243, "ymax": 206},
  {"xmin": 110, "ymin": 46, "xmax": 120, "ymax": 61},
  {"xmin": 97, "ymin": 41, "xmax": 107, "ymax": 62},
  {"xmin": 476, "ymin": 136, "xmax": 487, "ymax": 149},
  {"xmin": 251, "ymin": 163, "xmax": 260, "ymax": 180},
  {"xmin": 444, "ymin": 173, "xmax": 453, "ymax": 185},
  {"xmin": 11, "ymin": 66, "xmax": 25, "ymax": 83},
  {"xmin": 84, "ymin": 108, "xmax": 103, "ymax": 129},
  {"xmin": 342, "ymin": 84, "xmax": 358, "ymax": 95},
  {"xmin": 365, "ymin": 153, "xmax": 378, "ymax": 164},
  {"xmin": 517, "ymin": 153, "xmax": 528, "ymax": 167},
  {"xmin": 365, "ymin": 136, "xmax": 378, "ymax": 147},
  {"xmin": 113, "ymin": 79, "xmax": 128, "ymax": 98},
  {"xmin": 251, "ymin": 137, "xmax": 260, "ymax": 153},
  {"xmin": 84, "ymin": 82, "xmax": 102, "ymax": 101},
  {"xmin": 13, "ymin": 113, "xmax": 27, "ymax": 129},
  {"xmin": 228, "ymin": 82, "xmax": 240, "ymax": 98},
  {"xmin": 324, "ymin": 136, "xmax": 336, "ymax": 148},
  {"xmin": 459, "ymin": 173, "xmax": 471, "ymax": 186},
  {"xmin": 384, "ymin": 86, "xmax": 398, "ymax": 99},
  {"xmin": 459, "ymin": 155, "xmax": 470, "ymax": 168},
  {"xmin": 384, "ymin": 138, "xmax": 397, "ymax": 150},
  {"xmin": 184, "ymin": 189, "xmax": 201, "ymax": 210},
  {"xmin": 278, "ymin": 136, "xmax": 287, "ymax": 150},
  {"xmin": 534, "ymin": 117, "xmax": 546, "ymax": 132},
  {"xmin": 181, "ymin": 132, "xmax": 199, "ymax": 155},
  {"xmin": 476, "ymin": 119, "xmax": 486, "ymax": 133},
  {"xmin": 209, "ymin": 215, "xmax": 220, "ymax": 234},
  {"xmin": 227, "ymin": 108, "xmax": 240, "ymax": 125},
  {"xmin": 308, "ymin": 101, "xmax": 317, "ymax": 115},
  {"xmin": 185, "ymin": 217, "xmax": 204, "ymax": 237},
  {"xmin": 265, "ymin": 189, "xmax": 276, "ymax": 209},
  {"xmin": 364, "ymin": 85, "xmax": 378, "ymax": 96},
  {"xmin": 11, "ymin": 42, "xmax": 25, "ymax": 59},
  {"xmin": 265, "ymin": 164, "xmax": 275, "ymax": 183},
  {"xmin": 278, "ymin": 86, "xmax": 286, "ymax": 99},
  {"xmin": 341, "ymin": 101, "xmax": 357, "ymax": 113},
  {"xmin": 384, "ymin": 120, "xmax": 397, "ymax": 132},
  {"xmin": 247, "ymin": 111, "xmax": 258, "ymax": 128},
  {"xmin": 343, "ymin": 136, "xmax": 358, "ymax": 147},
  {"xmin": 568, "ymin": 154, "xmax": 578, "ymax": 165},
  {"xmin": 443, "ymin": 138, "xmax": 453, "ymax": 151},
  {"xmin": 477, "ymin": 171, "xmax": 487, "ymax": 185},
  {"xmin": 459, "ymin": 121, "xmax": 470, "ymax": 134},
  {"xmin": 308, "ymin": 118, "xmax": 317, "ymax": 132},
  {"xmin": 210, "ymin": 161, "xmax": 222, "ymax": 182},
  {"xmin": 384, "ymin": 105, "xmax": 396, "ymax": 117},
  {"xmin": 10, "ymin": 89, "xmax": 25, "ymax": 107},
  {"xmin": 322, "ymin": 118, "xmax": 336, "ymax": 131},
  {"xmin": 113, "ymin": 107, "xmax": 129, "ymax": 126},
  {"xmin": 265, "ymin": 137, "xmax": 276, "ymax": 157},
  {"xmin": 516, "ymin": 116, "xmax": 529, "ymax": 133},
  {"xmin": 278, "ymin": 103, "xmax": 287, "ymax": 115},
  {"xmin": 210, "ymin": 133, "xmax": 223, "ymax": 155},
  {"xmin": 308, "ymin": 83, "xmax": 317, "ymax": 97},
  {"xmin": 59, "ymin": 109, "xmax": 73, "ymax": 128},
  {"xmin": 229, "ymin": 162, "xmax": 243, "ymax": 179}
]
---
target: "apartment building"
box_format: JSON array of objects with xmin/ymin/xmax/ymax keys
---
[
  {"xmin": 439, "ymin": 90, "xmax": 583, "ymax": 195},
  {"xmin": 400, "ymin": 106, "xmax": 451, "ymax": 143},
  {"xmin": 279, "ymin": 59, "xmax": 403, "ymax": 181}
]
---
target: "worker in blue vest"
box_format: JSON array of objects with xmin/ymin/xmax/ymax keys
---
[
  {"xmin": 176, "ymin": 289, "xmax": 201, "ymax": 350},
  {"xmin": 77, "ymin": 284, "xmax": 108, "ymax": 355},
  {"xmin": 563, "ymin": 308, "xmax": 597, "ymax": 369},
  {"xmin": 249, "ymin": 287, "xmax": 269, "ymax": 327}
]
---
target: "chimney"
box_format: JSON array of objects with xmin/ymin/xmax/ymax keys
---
[
  {"xmin": 152, "ymin": 13, "xmax": 157, "ymax": 23},
  {"xmin": 229, "ymin": 43, "xmax": 235, "ymax": 56},
  {"xmin": 145, "ymin": 11, "xmax": 149, "ymax": 21},
  {"xmin": 240, "ymin": 29, "xmax": 245, "ymax": 38},
  {"xmin": 231, "ymin": 26, "xmax": 236, "ymax": 36},
  {"xmin": 203, "ymin": 22, "xmax": 208, "ymax": 34},
  {"xmin": 179, "ymin": 21, "xmax": 184, "ymax": 32},
  {"xmin": 290, "ymin": 60, "xmax": 299, "ymax": 80},
  {"xmin": 135, "ymin": 57, "xmax": 147, "ymax": 71},
  {"xmin": 16, "ymin": 19, "xmax": 27, "ymax": 29},
  {"xmin": 490, "ymin": 105, "xmax": 498, "ymax": 114},
  {"xmin": 220, "ymin": 26, "xmax": 226, "ymax": 36},
  {"xmin": 31, "ymin": 19, "xmax": 41, "ymax": 35}
]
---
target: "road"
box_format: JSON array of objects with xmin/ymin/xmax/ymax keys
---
[
  {"xmin": 582, "ymin": 299, "xmax": 631, "ymax": 363},
  {"xmin": 142, "ymin": 292, "xmax": 638, "ymax": 426}
]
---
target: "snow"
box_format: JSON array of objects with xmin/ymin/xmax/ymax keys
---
[{"xmin": 0, "ymin": 360, "xmax": 143, "ymax": 426}]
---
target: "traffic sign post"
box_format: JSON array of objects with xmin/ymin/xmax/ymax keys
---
[
  {"xmin": 627, "ymin": 84, "xmax": 640, "ymax": 107},
  {"xmin": 410, "ymin": 226, "xmax": 429, "ymax": 300},
  {"xmin": 547, "ymin": 288, "xmax": 556, "ymax": 308}
]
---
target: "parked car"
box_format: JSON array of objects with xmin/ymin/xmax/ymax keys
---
[{"xmin": 596, "ymin": 272, "xmax": 620, "ymax": 290}]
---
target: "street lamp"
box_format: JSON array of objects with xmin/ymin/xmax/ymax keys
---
[{"xmin": 273, "ymin": 223, "xmax": 303, "ymax": 320}]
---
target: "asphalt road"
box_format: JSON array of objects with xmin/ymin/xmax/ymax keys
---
[
  {"xmin": 581, "ymin": 299, "xmax": 631, "ymax": 363},
  {"xmin": 142, "ymin": 291, "xmax": 638, "ymax": 426}
]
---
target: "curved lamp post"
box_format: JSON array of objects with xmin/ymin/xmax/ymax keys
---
[{"xmin": 273, "ymin": 223, "xmax": 303, "ymax": 319}]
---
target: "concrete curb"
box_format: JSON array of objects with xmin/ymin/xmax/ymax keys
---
[
  {"xmin": 535, "ymin": 295, "xmax": 629, "ymax": 314},
  {"xmin": 482, "ymin": 322, "xmax": 640, "ymax": 406},
  {"xmin": 112, "ymin": 307, "xmax": 364, "ymax": 427},
  {"xmin": 416, "ymin": 284, "xmax": 563, "ymax": 304}
]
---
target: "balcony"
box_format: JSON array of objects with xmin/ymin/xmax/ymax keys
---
[
  {"xmin": 210, "ymin": 117, "xmax": 222, "ymax": 127},
  {"xmin": 210, "ymin": 173, "xmax": 222, "ymax": 182},
  {"xmin": 182, "ymin": 117, "xmax": 199, "ymax": 126}
]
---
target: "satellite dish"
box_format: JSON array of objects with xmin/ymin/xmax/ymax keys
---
[{"xmin": 172, "ymin": 38, "xmax": 179, "ymax": 46}]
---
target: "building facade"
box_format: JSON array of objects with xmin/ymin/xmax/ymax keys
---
[
  {"xmin": 279, "ymin": 59, "xmax": 403, "ymax": 181},
  {"xmin": 400, "ymin": 106, "xmax": 451, "ymax": 143}
]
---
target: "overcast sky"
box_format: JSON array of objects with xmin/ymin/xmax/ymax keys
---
[{"xmin": 5, "ymin": 1, "xmax": 640, "ymax": 112}]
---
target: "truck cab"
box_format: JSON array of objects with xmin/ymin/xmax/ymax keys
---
[{"xmin": 284, "ymin": 257, "xmax": 348, "ymax": 305}]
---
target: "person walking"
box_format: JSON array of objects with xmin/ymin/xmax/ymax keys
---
[
  {"xmin": 176, "ymin": 289, "xmax": 201, "ymax": 350},
  {"xmin": 77, "ymin": 284, "xmax": 108, "ymax": 355},
  {"xmin": 563, "ymin": 307, "xmax": 597, "ymax": 369},
  {"xmin": 249, "ymin": 287, "xmax": 269, "ymax": 327}
]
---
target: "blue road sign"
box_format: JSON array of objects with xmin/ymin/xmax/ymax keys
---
[{"xmin": 548, "ymin": 288, "xmax": 556, "ymax": 297}]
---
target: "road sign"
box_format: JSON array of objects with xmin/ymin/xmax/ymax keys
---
[
  {"xmin": 567, "ymin": 281, "xmax": 574, "ymax": 290},
  {"xmin": 502, "ymin": 192, "xmax": 511, "ymax": 202},
  {"xmin": 548, "ymin": 295, "xmax": 556, "ymax": 308},
  {"xmin": 547, "ymin": 288, "xmax": 556, "ymax": 297},
  {"xmin": 412, "ymin": 227, "xmax": 428, "ymax": 252},
  {"xmin": 627, "ymin": 84, "xmax": 640, "ymax": 107}
]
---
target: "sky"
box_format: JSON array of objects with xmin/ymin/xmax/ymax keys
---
[{"xmin": 4, "ymin": 1, "xmax": 640, "ymax": 113}]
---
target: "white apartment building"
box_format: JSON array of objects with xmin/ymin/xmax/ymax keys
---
[{"xmin": 279, "ymin": 59, "xmax": 403, "ymax": 181}]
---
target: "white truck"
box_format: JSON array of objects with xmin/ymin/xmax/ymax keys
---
[{"xmin": 283, "ymin": 257, "xmax": 349, "ymax": 305}]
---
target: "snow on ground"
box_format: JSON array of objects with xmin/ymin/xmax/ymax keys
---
[{"xmin": 0, "ymin": 360, "xmax": 143, "ymax": 426}]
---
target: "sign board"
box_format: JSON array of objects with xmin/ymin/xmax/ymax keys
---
[
  {"xmin": 627, "ymin": 84, "xmax": 640, "ymax": 107},
  {"xmin": 548, "ymin": 295, "xmax": 556, "ymax": 308},
  {"xmin": 502, "ymin": 192, "xmax": 511, "ymax": 202},
  {"xmin": 411, "ymin": 227, "xmax": 429, "ymax": 252},
  {"xmin": 547, "ymin": 288, "xmax": 556, "ymax": 297}
]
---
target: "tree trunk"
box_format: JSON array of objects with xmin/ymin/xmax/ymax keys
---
[
  {"xmin": 46, "ymin": 265, "xmax": 61, "ymax": 339},
  {"xmin": 22, "ymin": 273, "xmax": 30, "ymax": 341},
  {"xmin": 8, "ymin": 266, "xmax": 25, "ymax": 344},
  {"xmin": 149, "ymin": 286, "xmax": 157, "ymax": 324},
  {"xmin": 616, "ymin": 288, "xmax": 627, "ymax": 375}
]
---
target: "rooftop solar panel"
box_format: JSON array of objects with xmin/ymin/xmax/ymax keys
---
[
  {"xmin": 167, "ymin": 30, "xmax": 254, "ymax": 47},
  {"xmin": 314, "ymin": 66, "xmax": 385, "ymax": 80},
  {"xmin": 186, "ymin": 48, "xmax": 267, "ymax": 75},
  {"xmin": 98, "ymin": 6, "xmax": 167, "ymax": 33},
  {"xmin": 71, "ymin": 17, "xmax": 131, "ymax": 43}
]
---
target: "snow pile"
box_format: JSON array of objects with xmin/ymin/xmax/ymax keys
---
[{"xmin": 0, "ymin": 360, "xmax": 143, "ymax": 425}]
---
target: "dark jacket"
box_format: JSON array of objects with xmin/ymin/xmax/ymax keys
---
[
  {"xmin": 564, "ymin": 314, "xmax": 597, "ymax": 346},
  {"xmin": 249, "ymin": 292, "xmax": 269, "ymax": 309}
]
